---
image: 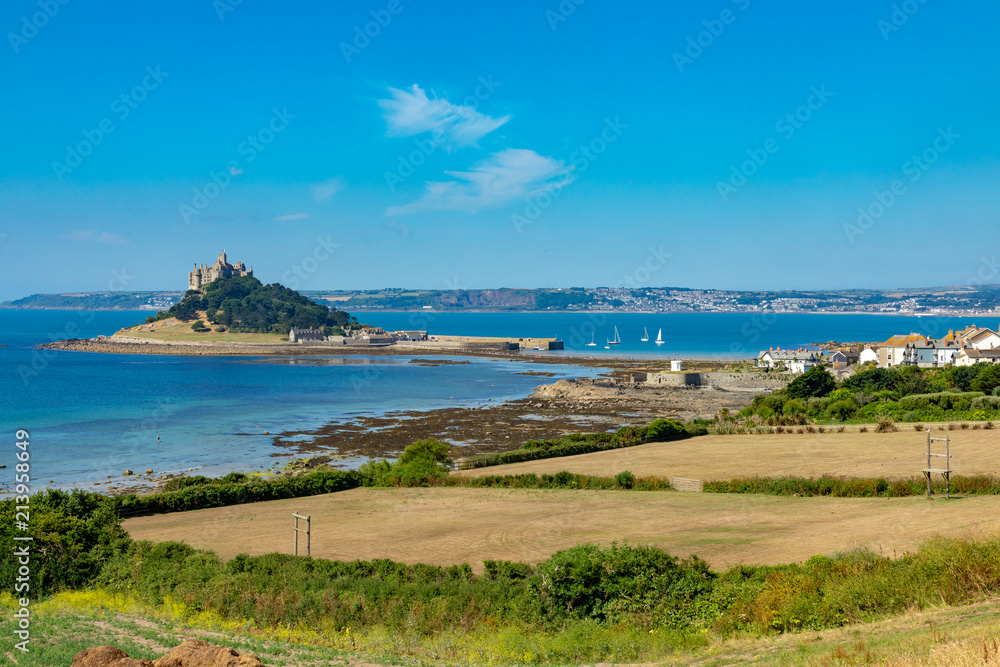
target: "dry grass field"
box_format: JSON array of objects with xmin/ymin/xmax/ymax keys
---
[
  {"xmin": 123, "ymin": 486, "xmax": 1000, "ymax": 571},
  {"xmin": 116, "ymin": 316, "xmax": 285, "ymax": 343},
  {"xmin": 459, "ymin": 429, "xmax": 1000, "ymax": 481}
]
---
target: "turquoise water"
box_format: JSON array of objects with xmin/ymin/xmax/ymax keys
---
[
  {"xmin": 1, "ymin": 309, "xmax": 991, "ymax": 492},
  {"xmin": 0, "ymin": 310, "xmax": 595, "ymax": 492}
]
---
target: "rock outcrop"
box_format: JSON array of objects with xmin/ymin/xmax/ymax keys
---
[
  {"xmin": 71, "ymin": 640, "xmax": 263, "ymax": 667},
  {"xmin": 71, "ymin": 646, "xmax": 153, "ymax": 667}
]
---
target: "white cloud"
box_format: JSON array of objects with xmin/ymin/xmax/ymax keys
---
[
  {"xmin": 386, "ymin": 148, "xmax": 575, "ymax": 216},
  {"xmin": 379, "ymin": 84, "xmax": 510, "ymax": 148},
  {"xmin": 275, "ymin": 213, "xmax": 309, "ymax": 222},
  {"xmin": 311, "ymin": 178, "xmax": 344, "ymax": 202},
  {"xmin": 63, "ymin": 230, "xmax": 126, "ymax": 245}
]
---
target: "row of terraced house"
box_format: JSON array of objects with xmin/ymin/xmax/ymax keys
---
[{"xmin": 876, "ymin": 325, "xmax": 1000, "ymax": 368}]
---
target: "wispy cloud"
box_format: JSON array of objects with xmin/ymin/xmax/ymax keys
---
[
  {"xmin": 275, "ymin": 213, "xmax": 309, "ymax": 222},
  {"xmin": 379, "ymin": 84, "xmax": 510, "ymax": 148},
  {"xmin": 63, "ymin": 230, "xmax": 126, "ymax": 245},
  {"xmin": 311, "ymin": 178, "xmax": 344, "ymax": 202},
  {"xmin": 386, "ymin": 148, "xmax": 574, "ymax": 216}
]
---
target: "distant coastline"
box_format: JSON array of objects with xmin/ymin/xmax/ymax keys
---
[
  {"xmin": 4, "ymin": 283, "xmax": 999, "ymax": 317},
  {"xmin": 6, "ymin": 304, "xmax": 996, "ymax": 317}
]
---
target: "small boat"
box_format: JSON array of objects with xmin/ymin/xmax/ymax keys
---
[
  {"xmin": 655, "ymin": 328, "xmax": 665, "ymax": 345},
  {"xmin": 641, "ymin": 327, "xmax": 649, "ymax": 342},
  {"xmin": 586, "ymin": 333, "xmax": 597, "ymax": 347},
  {"xmin": 608, "ymin": 326, "xmax": 621, "ymax": 345},
  {"xmin": 604, "ymin": 342, "xmax": 611, "ymax": 349}
]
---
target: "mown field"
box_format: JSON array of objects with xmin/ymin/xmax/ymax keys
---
[
  {"xmin": 459, "ymin": 429, "xmax": 1000, "ymax": 480},
  {"xmin": 123, "ymin": 486, "xmax": 1000, "ymax": 571}
]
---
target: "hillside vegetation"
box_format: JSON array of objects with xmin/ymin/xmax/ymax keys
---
[
  {"xmin": 723, "ymin": 363, "xmax": 1000, "ymax": 432},
  {"xmin": 149, "ymin": 275, "xmax": 357, "ymax": 335}
]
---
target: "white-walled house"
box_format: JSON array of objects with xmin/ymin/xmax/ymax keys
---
[
  {"xmin": 964, "ymin": 328, "xmax": 1000, "ymax": 351},
  {"xmin": 859, "ymin": 346, "xmax": 878, "ymax": 365},
  {"xmin": 757, "ymin": 348, "xmax": 822, "ymax": 373},
  {"xmin": 955, "ymin": 348, "xmax": 1000, "ymax": 366}
]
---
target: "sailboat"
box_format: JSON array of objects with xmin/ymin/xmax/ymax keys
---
[
  {"xmin": 641, "ymin": 327, "xmax": 649, "ymax": 342},
  {"xmin": 586, "ymin": 333, "xmax": 597, "ymax": 347},
  {"xmin": 655, "ymin": 328, "xmax": 664, "ymax": 345},
  {"xmin": 608, "ymin": 326, "xmax": 621, "ymax": 345}
]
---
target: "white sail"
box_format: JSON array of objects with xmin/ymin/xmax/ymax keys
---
[
  {"xmin": 641, "ymin": 327, "xmax": 649, "ymax": 342},
  {"xmin": 655, "ymin": 328, "xmax": 664, "ymax": 345}
]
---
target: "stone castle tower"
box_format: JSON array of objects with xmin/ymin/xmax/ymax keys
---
[{"xmin": 188, "ymin": 252, "xmax": 253, "ymax": 291}]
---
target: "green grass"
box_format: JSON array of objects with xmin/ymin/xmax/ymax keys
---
[{"xmin": 117, "ymin": 327, "xmax": 285, "ymax": 342}]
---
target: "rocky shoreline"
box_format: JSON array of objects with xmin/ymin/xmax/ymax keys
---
[{"xmin": 270, "ymin": 372, "xmax": 786, "ymax": 462}]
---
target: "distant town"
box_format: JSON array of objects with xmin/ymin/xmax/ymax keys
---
[{"xmin": 4, "ymin": 284, "xmax": 1000, "ymax": 315}]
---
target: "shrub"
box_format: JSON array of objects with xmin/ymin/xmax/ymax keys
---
[
  {"xmin": 783, "ymin": 398, "xmax": 806, "ymax": 416},
  {"xmin": 615, "ymin": 470, "xmax": 635, "ymax": 489},
  {"xmin": 786, "ymin": 366, "xmax": 837, "ymax": 399},
  {"xmin": 971, "ymin": 365, "xmax": 1000, "ymax": 394},
  {"xmin": 913, "ymin": 423, "xmax": 925, "ymax": 431},
  {"xmin": 899, "ymin": 391, "xmax": 985, "ymax": 411},
  {"xmin": 0, "ymin": 491, "xmax": 129, "ymax": 597},
  {"xmin": 827, "ymin": 399, "xmax": 858, "ymax": 422},
  {"xmin": 612, "ymin": 426, "xmax": 646, "ymax": 446},
  {"xmin": 971, "ymin": 395, "xmax": 1000, "ymax": 411},
  {"xmin": 859, "ymin": 426, "xmax": 869, "ymax": 433},
  {"xmin": 190, "ymin": 320, "xmax": 209, "ymax": 332},
  {"xmin": 875, "ymin": 413, "xmax": 898, "ymax": 433},
  {"xmin": 529, "ymin": 542, "xmax": 714, "ymax": 625},
  {"xmin": 645, "ymin": 418, "xmax": 686, "ymax": 442},
  {"xmin": 828, "ymin": 388, "xmax": 854, "ymax": 402}
]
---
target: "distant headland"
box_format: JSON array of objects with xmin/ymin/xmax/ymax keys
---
[{"xmin": 6, "ymin": 283, "xmax": 1000, "ymax": 315}]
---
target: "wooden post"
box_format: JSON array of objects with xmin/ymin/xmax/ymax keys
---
[
  {"xmin": 925, "ymin": 430, "xmax": 932, "ymax": 498},
  {"xmin": 945, "ymin": 435, "xmax": 950, "ymax": 499},
  {"xmin": 293, "ymin": 513, "xmax": 311, "ymax": 557},
  {"xmin": 923, "ymin": 431, "xmax": 952, "ymax": 500}
]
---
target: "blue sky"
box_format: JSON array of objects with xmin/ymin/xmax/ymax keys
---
[{"xmin": 2, "ymin": 0, "xmax": 999, "ymax": 300}]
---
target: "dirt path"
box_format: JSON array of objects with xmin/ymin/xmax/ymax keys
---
[{"xmin": 123, "ymin": 487, "xmax": 1000, "ymax": 572}]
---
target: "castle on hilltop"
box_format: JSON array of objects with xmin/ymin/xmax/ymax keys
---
[{"xmin": 188, "ymin": 252, "xmax": 253, "ymax": 291}]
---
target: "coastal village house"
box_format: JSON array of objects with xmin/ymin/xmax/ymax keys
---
[
  {"xmin": 876, "ymin": 326, "xmax": 1000, "ymax": 368},
  {"xmin": 828, "ymin": 350, "xmax": 860, "ymax": 370},
  {"xmin": 756, "ymin": 348, "xmax": 822, "ymax": 374},
  {"xmin": 955, "ymin": 325, "xmax": 1000, "ymax": 350},
  {"xmin": 955, "ymin": 348, "xmax": 1000, "ymax": 366},
  {"xmin": 859, "ymin": 346, "xmax": 878, "ymax": 365}
]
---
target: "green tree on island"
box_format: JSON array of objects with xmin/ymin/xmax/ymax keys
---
[{"xmin": 152, "ymin": 275, "xmax": 357, "ymax": 335}]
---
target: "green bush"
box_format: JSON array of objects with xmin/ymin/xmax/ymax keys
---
[
  {"xmin": 114, "ymin": 470, "xmax": 362, "ymax": 517},
  {"xmin": 615, "ymin": 470, "xmax": 636, "ymax": 489},
  {"xmin": 786, "ymin": 366, "xmax": 837, "ymax": 399},
  {"xmin": 971, "ymin": 395, "xmax": 1000, "ymax": 410},
  {"xmin": 0, "ymin": 490, "xmax": 129, "ymax": 597},
  {"xmin": 782, "ymin": 398, "xmax": 806, "ymax": 416},
  {"xmin": 826, "ymin": 399, "xmax": 857, "ymax": 422},
  {"xmin": 529, "ymin": 543, "xmax": 714, "ymax": 626},
  {"xmin": 898, "ymin": 391, "xmax": 984, "ymax": 411},
  {"xmin": 645, "ymin": 418, "xmax": 686, "ymax": 442},
  {"xmin": 971, "ymin": 365, "xmax": 1000, "ymax": 394}
]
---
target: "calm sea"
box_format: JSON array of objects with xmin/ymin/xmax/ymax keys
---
[
  {"xmin": 360, "ymin": 311, "xmax": 993, "ymax": 359},
  {"xmin": 1, "ymin": 309, "xmax": 990, "ymax": 492}
]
